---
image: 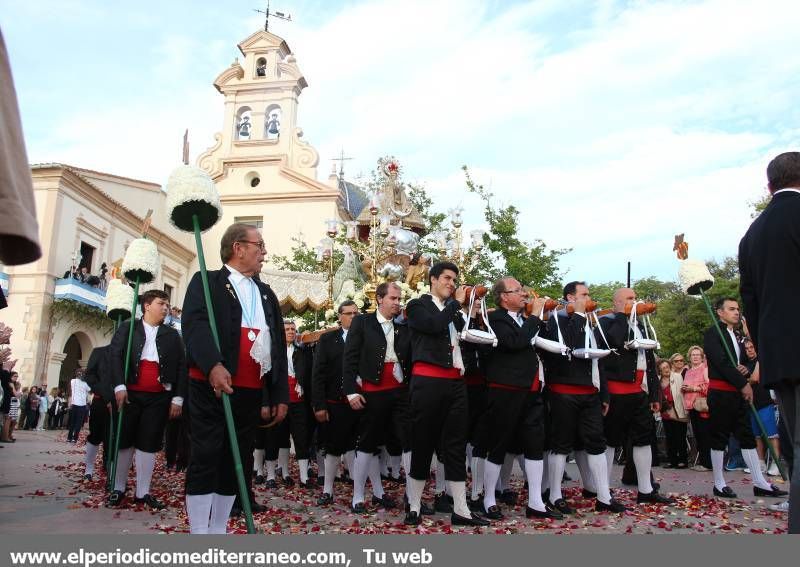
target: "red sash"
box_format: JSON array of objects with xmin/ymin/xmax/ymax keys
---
[
  {"xmin": 607, "ymin": 369, "xmax": 645, "ymax": 395},
  {"xmin": 128, "ymin": 360, "xmax": 164, "ymax": 393},
  {"xmin": 488, "ymin": 369, "xmax": 540, "ymax": 393},
  {"xmin": 547, "ymin": 383, "xmax": 598, "ymax": 395},
  {"xmin": 709, "ymin": 378, "xmax": 738, "ymax": 392},
  {"xmin": 188, "ymin": 328, "xmax": 262, "ymax": 390},
  {"xmin": 288, "ymin": 375, "xmax": 303, "ymax": 403},
  {"xmin": 412, "ymin": 362, "xmax": 461, "ymax": 380},
  {"xmin": 464, "ymin": 373, "xmax": 485, "ymax": 387},
  {"xmin": 362, "ymin": 362, "xmax": 405, "ymax": 393}
]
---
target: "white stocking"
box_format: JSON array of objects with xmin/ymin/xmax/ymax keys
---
[
  {"xmin": 209, "ymin": 494, "xmax": 235, "ymax": 534},
  {"xmin": 632, "ymin": 445, "xmax": 654, "ymax": 494},
  {"xmin": 84, "ymin": 442, "xmax": 100, "ymax": 476},
  {"xmin": 524, "ymin": 459, "xmax": 545, "ymax": 511},
  {"xmin": 587, "ymin": 452, "xmax": 612, "ymax": 504},
  {"xmin": 114, "ymin": 447, "xmax": 134, "ymax": 493},
  {"xmin": 134, "ymin": 450, "xmax": 156, "ymax": 499},
  {"xmin": 711, "ymin": 449, "xmax": 727, "ymax": 491},
  {"xmin": 186, "ymin": 494, "xmax": 213, "ymax": 534}
]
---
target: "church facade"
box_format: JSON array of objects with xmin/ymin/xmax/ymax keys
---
[{"xmin": 2, "ymin": 29, "xmax": 365, "ymax": 391}]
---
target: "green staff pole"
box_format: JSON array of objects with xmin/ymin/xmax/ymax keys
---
[
  {"xmin": 699, "ymin": 289, "xmax": 788, "ymax": 481},
  {"xmin": 193, "ymin": 214, "xmax": 256, "ymax": 534},
  {"xmin": 108, "ymin": 278, "xmax": 140, "ymax": 493},
  {"xmin": 105, "ymin": 314, "xmax": 122, "ymax": 491}
]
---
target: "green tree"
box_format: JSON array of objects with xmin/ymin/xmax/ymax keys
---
[{"xmin": 463, "ymin": 166, "xmax": 568, "ymax": 295}]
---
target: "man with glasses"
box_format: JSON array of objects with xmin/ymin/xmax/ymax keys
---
[
  {"xmin": 404, "ymin": 262, "xmax": 489, "ymax": 527},
  {"xmin": 312, "ymin": 300, "xmax": 360, "ymax": 506},
  {"xmin": 480, "ymin": 277, "xmax": 558, "ymax": 520},
  {"xmin": 182, "ymin": 223, "xmax": 288, "ymax": 534}
]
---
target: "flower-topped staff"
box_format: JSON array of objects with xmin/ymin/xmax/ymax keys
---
[
  {"xmin": 674, "ymin": 234, "xmax": 787, "ymax": 480},
  {"xmin": 109, "ymin": 212, "xmax": 161, "ymax": 497},
  {"xmin": 165, "ymin": 165, "xmax": 256, "ymax": 534},
  {"xmin": 104, "ymin": 277, "xmax": 134, "ymax": 489}
]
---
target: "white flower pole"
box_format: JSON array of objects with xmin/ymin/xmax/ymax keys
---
[
  {"xmin": 677, "ymin": 244, "xmax": 787, "ymax": 480},
  {"xmin": 165, "ymin": 166, "xmax": 257, "ymax": 533},
  {"xmin": 109, "ymin": 238, "xmax": 160, "ymax": 493},
  {"xmin": 104, "ymin": 278, "xmax": 134, "ymax": 490}
]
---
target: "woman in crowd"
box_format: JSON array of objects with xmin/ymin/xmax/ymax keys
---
[
  {"xmin": 743, "ymin": 339, "xmax": 781, "ymax": 476},
  {"xmin": 670, "ymin": 353, "xmax": 687, "ymax": 378},
  {"xmin": 659, "ymin": 359, "xmax": 689, "ymax": 468},
  {"xmin": 6, "ymin": 378, "xmax": 21, "ymax": 441},
  {"xmin": 24, "ymin": 385, "xmax": 39, "ymax": 430},
  {"xmin": 36, "ymin": 385, "xmax": 49, "ymax": 430},
  {"xmin": 682, "ymin": 346, "xmax": 712, "ymax": 471},
  {"xmin": 17, "ymin": 386, "xmax": 28, "ymax": 429}
]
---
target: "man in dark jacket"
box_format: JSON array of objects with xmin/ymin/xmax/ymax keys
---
[
  {"xmin": 108, "ymin": 289, "xmax": 186, "ymax": 509},
  {"xmin": 703, "ymin": 297, "xmax": 786, "ymax": 501},
  {"xmin": 312, "ymin": 300, "xmax": 359, "ymax": 506},
  {"xmin": 343, "ymin": 282, "xmax": 411, "ymax": 513},
  {"xmin": 541, "ymin": 281, "xmax": 624, "ymax": 515},
  {"xmin": 403, "ymin": 261, "xmax": 488, "ymax": 527},
  {"xmin": 82, "ymin": 344, "xmax": 113, "ymax": 480},
  {"xmin": 739, "ymin": 151, "xmax": 800, "ymax": 531},
  {"xmin": 182, "ymin": 223, "xmax": 288, "ymax": 534},
  {"xmin": 598, "ymin": 288, "xmax": 671, "ymax": 505},
  {"xmin": 481, "ymin": 277, "xmax": 558, "ymax": 520}
]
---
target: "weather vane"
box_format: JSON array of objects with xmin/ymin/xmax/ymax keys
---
[{"xmin": 254, "ymin": 0, "xmax": 292, "ymax": 32}]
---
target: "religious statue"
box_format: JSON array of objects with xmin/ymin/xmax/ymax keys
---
[{"xmin": 405, "ymin": 252, "xmax": 430, "ymax": 290}]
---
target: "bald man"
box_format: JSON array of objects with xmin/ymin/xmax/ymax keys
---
[{"xmin": 596, "ymin": 288, "xmax": 672, "ymax": 505}]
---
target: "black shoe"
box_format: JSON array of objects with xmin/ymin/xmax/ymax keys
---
[
  {"xmin": 652, "ymin": 481, "xmax": 661, "ymax": 492},
  {"xmin": 404, "ymin": 511, "xmax": 421, "ymax": 526},
  {"xmin": 581, "ymin": 488, "xmax": 597, "ymax": 499},
  {"xmin": 550, "ymin": 498, "xmax": 574, "ymax": 515},
  {"xmin": 636, "ymin": 491, "xmax": 674, "ymax": 505},
  {"xmin": 483, "ymin": 505, "xmax": 503, "ymax": 520},
  {"xmin": 434, "ymin": 492, "xmax": 454, "ymax": 513},
  {"xmin": 283, "ymin": 476, "xmax": 295, "ymax": 487},
  {"xmin": 250, "ymin": 501, "xmax": 267, "ymax": 513},
  {"xmin": 265, "ymin": 479, "xmax": 277, "ymax": 489},
  {"xmin": 526, "ymin": 504, "xmax": 563, "ymax": 520},
  {"xmin": 83, "ymin": 473, "xmax": 92, "ymax": 481},
  {"xmin": 107, "ymin": 490, "xmax": 125, "ymax": 507},
  {"xmin": 468, "ymin": 496, "xmax": 484, "ymax": 512},
  {"xmin": 451, "ymin": 512, "xmax": 490, "ymax": 526},
  {"xmin": 754, "ymin": 485, "xmax": 788, "ymax": 498},
  {"xmin": 541, "ymin": 489, "xmax": 550, "ymax": 503},
  {"xmin": 713, "ymin": 486, "xmax": 737, "ymax": 498},
  {"xmin": 254, "ymin": 474, "xmax": 265, "ymax": 485},
  {"xmin": 498, "ymin": 489, "xmax": 517, "ymax": 506},
  {"xmin": 371, "ymin": 495, "xmax": 397, "ymax": 510},
  {"xmin": 403, "ymin": 496, "xmax": 435, "ymax": 516},
  {"xmin": 134, "ymin": 494, "xmax": 166, "ymax": 510},
  {"xmin": 351, "ymin": 502, "xmax": 366, "ymax": 514},
  {"xmin": 298, "ymin": 481, "xmax": 313, "ymax": 489},
  {"xmin": 596, "ymin": 498, "xmax": 627, "ymax": 513},
  {"xmin": 317, "ymin": 493, "xmax": 333, "ymax": 506}
]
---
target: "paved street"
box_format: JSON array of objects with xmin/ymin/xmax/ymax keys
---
[{"xmin": 0, "ymin": 429, "xmax": 790, "ymax": 535}]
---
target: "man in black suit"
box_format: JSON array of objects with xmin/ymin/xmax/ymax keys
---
[
  {"xmin": 598, "ymin": 288, "xmax": 672, "ymax": 505},
  {"xmin": 108, "ymin": 290, "xmax": 186, "ymax": 509},
  {"xmin": 343, "ymin": 281, "xmax": 410, "ymax": 513},
  {"xmin": 481, "ymin": 277, "xmax": 559, "ymax": 520},
  {"xmin": 82, "ymin": 344, "xmax": 113, "ymax": 480},
  {"xmin": 739, "ymin": 151, "xmax": 800, "ymax": 531},
  {"xmin": 182, "ymin": 223, "xmax": 288, "ymax": 534},
  {"xmin": 703, "ymin": 297, "xmax": 786, "ymax": 501},
  {"xmin": 404, "ymin": 261, "xmax": 488, "ymax": 527},
  {"xmin": 541, "ymin": 281, "xmax": 625, "ymax": 515},
  {"xmin": 312, "ymin": 300, "xmax": 359, "ymax": 506}
]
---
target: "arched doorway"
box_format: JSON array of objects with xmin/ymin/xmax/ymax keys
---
[{"xmin": 58, "ymin": 334, "xmax": 83, "ymax": 393}]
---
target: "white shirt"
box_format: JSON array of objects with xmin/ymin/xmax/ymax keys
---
[
  {"xmin": 342, "ymin": 329, "xmax": 348, "ymax": 342},
  {"xmin": 287, "ymin": 344, "xmax": 295, "ymax": 377},
  {"xmin": 376, "ymin": 310, "xmax": 399, "ymax": 363},
  {"xmin": 141, "ymin": 321, "xmax": 159, "ymax": 362},
  {"xmin": 225, "ymin": 264, "xmax": 268, "ymax": 332},
  {"xmin": 70, "ymin": 378, "xmax": 91, "ymax": 406},
  {"xmin": 431, "ymin": 294, "xmax": 465, "ymax": 375},
  {"xmin": 728, "ymin": 328, "xmax": 741, "ymax": 362}
]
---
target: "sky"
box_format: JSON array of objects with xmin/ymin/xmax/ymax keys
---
[{"xmin": 3, "ymin": 0, "xmax": 798, "ymax": 285}]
